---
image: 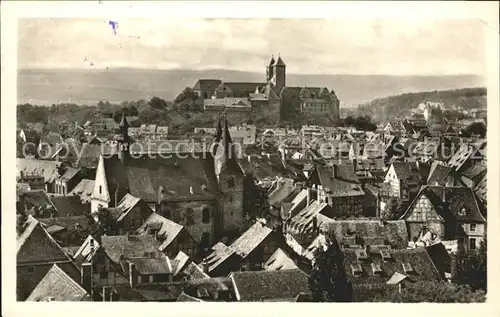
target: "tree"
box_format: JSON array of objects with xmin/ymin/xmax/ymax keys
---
[
  {"xmin": 381, "ymin": 197, "xmax": 406, "ymax": 220},
  {"xmin": 451, "ymin": 242, "xmax": 468, "ymax": 285},
  {"xmin": 149, "ymin": 96, "xmax": 168, "ymax": 110},
  {"xmin": 476, "ymin": 237, "xmax": 487, "ymax": 291},
  {"xmin": 390, "ymin": 281, "xmax": 485, "ymax": 303},
  {"xmin": 309, "ymin": 242, "xmax": 352, "ymax": 302},
  {"xmin": 463, "ymin": 122, "xmax": 486, "ymax": 138}
]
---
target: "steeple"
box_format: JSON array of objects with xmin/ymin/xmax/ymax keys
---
[
  {"xmin": 269, "ymin": 55, "xmax": 276, "ymax": 66},
  {"xmin": 275, "ymin": 54, "xmax": 286, "ymax": 66},
  {"xmin": 118, "ymin": 110, "xmax": 130, "ymax": 165},
  {"xmin": 214, "ymin": 116, "xmax": 237, "ymax": 177}
]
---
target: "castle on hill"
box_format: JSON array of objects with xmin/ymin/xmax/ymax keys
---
[{"xmin": 186, "ymin": 55, "xmax": 341, "ymax": 124}]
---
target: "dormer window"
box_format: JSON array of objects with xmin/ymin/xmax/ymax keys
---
[
  {"xmin": 402, "ymin": 262, "xmax": 414, "ymax": 274},
  {"xmin": 371, "ymin": 262, "xmax": 383, "ymax": 274},
  {"xmin": 355, "ymin": 249, "xmax": 368, "ymax": 261},
  {"xmin": 380, "ymin": 250, "xmax": 391, "ymax": 261},
  {"xmin": 350, "ymin": 263, "xmax": 363, "ymax": 276},
  {"xmin": 458, "ymin": 207, "xmax": 467, "ymax": 217}
]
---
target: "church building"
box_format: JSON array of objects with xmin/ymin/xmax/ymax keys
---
[{"xmin": 91, "ymin": 113, "xmax": 245, "ymax": 247}]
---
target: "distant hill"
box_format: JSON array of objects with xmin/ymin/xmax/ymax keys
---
[
  {"xmin": 357, "ymin": 87, "xmax": 487, "ymax": 123},
  {"xmin": 18, "ymin": 68, "xmax": 484, "ymax": 106}
]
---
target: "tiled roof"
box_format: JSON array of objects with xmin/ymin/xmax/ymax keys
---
[
  {"xmin": 323, "ymin": 219, "xmax": 409, "ymax": 249},
  {"xmin": 316, "ymin": 164, "xmax": 364, "ymax": 197},
  {"xmin": 238, "ymin": 154, "xmax": 289, "ymax": 181},
  {"xmin": 47, "ymin": 194, "xmax": 90, "ymax": 217},
  {"xmin": 73, "ymin": 235, "xmax": 100, "ymax": 266},
  {"xmin": 38, "ymin": 216, "xmax": 92, "ymax": 233},
  {"xmin": 17, "ymin": 215, "xmax": 71, "ymax": 263},
  {"xmin": 22, "ymin": 190, "xmax": 54, "ymax": 209},
  {"xmin": 230, "ymin": 269, "xmax": 309, "ymax": 302},
  {"xmin": 204, "ymin": 221, "xmax": 273, "ymax": 272},
  {"xmin": 181, "ymin": 262, "xmax": 210, "ymax": 280},
  {"xmin": 427, "ymin": 162, "xmax": 454, "ymax": 185},
  {"xmin": 123, "ymin": 256, "xmax": 172, "ymax": 274},
  {"xmin": 136, "ymin": 213, "xmax": 185, "ymax": 251},
  {"xmin": 193, "ymin": 79, "xmax": 223, "ymax": 91},
  {"xmin": 60, "ymin": 167, "xmax": 81, "ymax": 182},
  {"xmin": 474, "ymin": 174, "xmax": 487, "ymax": 203},
  {"xmin": 17, "ymin": 158, "xmax": 62, "ymax": 184},
  {"xmin": 26, "ymin": 264, "xmax": 89, "ymax": 301},
  {"xmin": 204, "ymin": 98, "xmax": 251, "ymax": 108},
  {"xmin": 263, "ymin": 248, "xmax": 298, "ymax": 271},
  {"xmin": 462, "ymin": 161, "xmax": 487, "ymax": 180},
  {"xmin": 218, "ymin": 82, "xmax": 266, "ymax": 95},
  {"xmin": 185, "ymin": 276, "xmax": 234, "ymax": 299},
  {"xmin": 110, "ymin": 283, "xmax": 185, "ymax": 301},
  {"xmin": 171, "ymin": 251, "xmax": 190, "ymax": 276},
  {"xmin": 268, "ymin": 180, "xmax": 296, "ymax": 209},
  {"xmin": 401, "ymin": 185, "xmax": 486, "ymax": 223},
  {"xmin": 447, "ymin": 141, "xmax": 486, "ymax": 171},
  {"xmin": 107, "ymin": 193, "xmax": 143, "ymax": 222},
  {"xmin": 287, "ymin": 200, "xmax": 330, "ymax": 235},
  {"xmin": 68, "ymin": 179, "xmax": 95, "ymax": 203},
  {"xmin": 177, "ymin": 292, "xmax": 204, "ymax": 302},
  {"xmin": 302, "ymin": 233, "xmax": 329, "ymax": 261},
  {"xmin": 390, "ymin": 161, "xmax": 423, "ymax": 186},
  {"xmin": 100, "ymin": 235, "xmax": 163, "ymax": 264},
  {"xmin": 103, "ymin": 154, "xmax": 220, "ymax": 202},
  {"xmin": 343, "ymin": 247, "xmax": 442, "ymax": 288}
]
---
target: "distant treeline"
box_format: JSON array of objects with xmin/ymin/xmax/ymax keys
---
[{"xmin": 356, "ymin": 87, "xmax": 486, "ymax": 122}]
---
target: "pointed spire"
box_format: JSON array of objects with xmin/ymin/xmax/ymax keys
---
[
  {"xmin": 275, "ymin": 54, "xmax": 285, "ymax": 66},
  {"xmin": 119, "ymin": 111, "xmax": 129, "ymax": 128},
  {"xmin": 269, "ymin": 55, "xmax": 276, "ymax": 66}
]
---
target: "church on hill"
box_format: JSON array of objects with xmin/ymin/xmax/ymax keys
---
[
  {"xmin": 91, "ymin": 113, "xmax": 245, "ymax": 247},
  {"xmin": 189, "ymin": 55, "xmax": 341, "ymax": 124}
]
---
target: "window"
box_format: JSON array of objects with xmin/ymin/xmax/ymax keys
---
[
  {"xmin": 228, "ymin": 177, "xmax": 235, "ymax": 189},
  {"xmin": 99, "ymin": 185, "xmax": 102, "ymax": 194},
  {"xmin": 202, "ymin": 207, "xmax": 210, "ymax": 224},
  {"xmin": 27, "ymin": 266, "xmax": 35, "ymax": 274},
  {"xmin": 469, "ymin": 238, "xmax": 477, "ymax": 250},
  {"xmin": 470, "ymin": 223, "xmax": 477, "ymax": 232}
]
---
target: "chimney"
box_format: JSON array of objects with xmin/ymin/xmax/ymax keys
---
[
  {"xmin": 80, "ymin": 262, "xmax": 93, "ymax": 294},
  {"xmin": 128, "ymin": 262, "xmax": 137, "ymax": 288},
  {"xmin": 331, "ymin": 165, "xmax": 337, "ymax": 179}
]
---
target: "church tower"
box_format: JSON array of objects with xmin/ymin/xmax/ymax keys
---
[
  {"xmin": 118, "ymin": 111, "xmax": 130, "ymax": 165},
  {"xmin": 266, "ymin": 55, "xmax": 275, "ymax": 82},
  {"xmin": 272, "ymin": 55, "xmax": 286, "ymax": 94},
  {"xmin": 214, "ymin": 116, "xmax": 244, "ymax": 238}
]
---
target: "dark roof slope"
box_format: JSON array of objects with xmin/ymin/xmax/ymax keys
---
[
  {"xmin": 230, "ymin": 269, "xmax": 309, "ymax": 302},
  {"xmin": 103, "ymin": 154, "xmax": 220, "ymax": 202},
  {"xmin": 26, "ymin": 264, "xmax": 89, "ymax": 301}
]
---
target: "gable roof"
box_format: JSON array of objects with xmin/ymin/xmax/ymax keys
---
[
  {"xmin": 389, "ymin": 161, "xmax": 423, "ymax": 185},
  {"xmin": 401, "ymin": 186, "xmax": 486, "ymax": 223},
  {"xmin": 263, "ymin": 248, "xmax": 299, "ymax": 271},
  {"xmin": 100, "ymin": 235, "xmax": 163, "ymax": 264},
  {"xmin": 230, "ymin": 269, "xmax": 309, "ymax": 302},
  {"xmin": 323, "ymin": 220, "xmax": 408, "ymax": 249},
  {"xmin": 59, "ymin": 167, "xmax": 81, "ymax": 182},
  {"xmin": 136, "ymin": 213, "xmax": 187, "ymax": 251},
  {"xmin": 68, "ymin": 179, "xmax": 95, "ymax": 203},
  {"xmin": 47, "ymin": 194, "xmax": 90, "ymax": 217},
  {"xmin": 462, "ymin": 161, "xmax": 487, "ymax": 180},
  {"xmin": 17, "ymin": 215, "xmax": 71, "ymax": 264},
  {"xmin": 427, "ymin": 162, "xmax": 454, "ymax": 185},
  {"xmin": 102, "ymin": 154, "xmax": 221, "ymax": 203},
  {"xmin": 447, "ymin": 141, "xmax": 486, "ymax": 171},
  {"xmin": 26, "ymin": 264, "xmax": 89, "ymax": 302},
  {"xmin": 287, "ymin": 200, "xmax": 330, "ymax": 235},
  {"xmin": 203, "ymin": 221, "xmax": 273, "ymax": 272},
  {"xmin": 343, "ymin": 247, "xmax": 441, "ymax": 288},
  {"xmin": 193, "ymin": 79, "xmax": 223, "ymax": 91},
  {"xmin": 17, "ymin": 158, "xmax": 62, "ymax": 184},
  {"xmin": 73, "ymin": 235, "xmax": 100, "ymax": 266},
  {"xmin": 107, "ymin": 193, "xmax": 144, "ymax": 222},
  {"xmin": 316, "ymin": 164, "xmax": 364, "ymax": 197},
  {"xmin": 122, "ymin": 256, "xmax": 172, "ymax": 275},
  {"xmin": 238, "ymin": 154, "xmax": 289, "ymax": 182}
]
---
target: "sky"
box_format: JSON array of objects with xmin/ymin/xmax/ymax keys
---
[{"xmin": 18, "ymin": 18, "xmax": 486, "ymax": 76}]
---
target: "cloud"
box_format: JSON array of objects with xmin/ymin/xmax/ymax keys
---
[{"xmin": 18, "ymin": 18, "xmax": 485, "ymax": 75}]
